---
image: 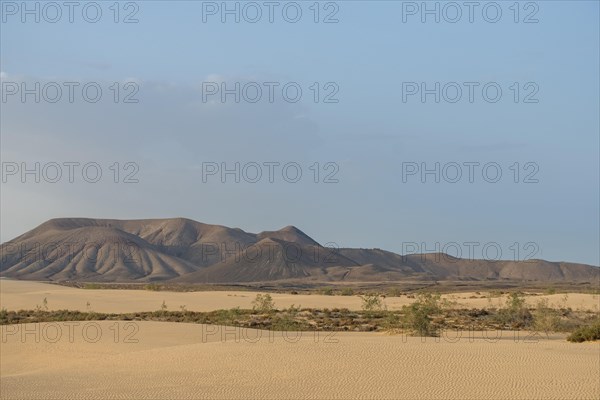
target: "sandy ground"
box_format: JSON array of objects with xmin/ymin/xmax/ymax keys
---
[
  {"xmin": 2, "ymin": 280, "xmax": 599, "ymax": 399},
  {"xmin": 1, "ymin": 280, "xmax": 598, "ymax": 313},
  {"xmin": 1, "ymin": 321, "xmax": 598, "ymax": 400}
]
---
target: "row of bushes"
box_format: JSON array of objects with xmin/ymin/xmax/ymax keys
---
[
  {"xmin": 364, "ymin": 291, "xmax": 599, "ymax": 341},
  {"xmin": 2, "ymin": 292, "xmax": 598, "ymax": 342}
]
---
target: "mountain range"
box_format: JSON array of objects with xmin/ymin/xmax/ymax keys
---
[{"xmin": 1, "ymin": 218, "xmax": 598, "ymax": 284}]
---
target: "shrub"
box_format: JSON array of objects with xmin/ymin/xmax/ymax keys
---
[
  {"xmin": 145, "ymin": 283, "xmax": 161, "ymax": 291},
  {"xmin": 252, "ymin": 294, "xmax": 275, "ymax": 313},
  {"xmin": 533, "ymin": 298, "xmax": 561, "ymax": 337},
  {"xmin": 360, "ymin": 294, "xmax": 385, "ymax": 313},
  {"xmin": 341, "ymin": 288, "xmax": 354, "ymax": 296},
  {"xmin": 567, "ymin": 319, "xmax": 600, "ymax": 342},
  {"xmin": 321, "ymin": 287, "xmax": 334, "ymax": 296},
  {"xmin": 496, "ymin": 292, "xmax": 533, "ymax": 329},
  {"xmin": 401, "ymin": 292, "xmax": 443, "ymax": 336},
  {"xmin": 544, "ymin": 287, "xmax": 556, "ymax": 295},
  {"xmin": 83, "ymin": 283, "xmax": 102, "ymax": 290},
  {"xmin": 384, "ymin": 311, "xmax": 401, "ymax": 330}
]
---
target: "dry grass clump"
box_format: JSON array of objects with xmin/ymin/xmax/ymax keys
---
[{"xmin": 567, "ymin": 319, "xmax": 600, "ymax": 342}]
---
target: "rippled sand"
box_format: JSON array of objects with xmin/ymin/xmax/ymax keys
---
[
  {"xmin": 1, "ymin": 322, "xmax": 598, "ymax": 399},
  {"xmin": 2, "ymin": 280, "xmax": 599, "ymax": 399}
]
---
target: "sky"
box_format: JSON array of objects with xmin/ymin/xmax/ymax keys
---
[{"xmin": 1, "ymin": 0, "xmax": 599, "ymax": 265}]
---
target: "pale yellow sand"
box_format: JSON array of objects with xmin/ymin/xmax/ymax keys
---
[
  {"xmin": 1, "ymin": 280, "xmax": 598, "ymax": 313},
  {"xmin": 1, "ymin": 321, "xmax": 598, "ymax": 400}
]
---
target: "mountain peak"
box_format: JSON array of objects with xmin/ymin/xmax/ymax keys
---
[{"xmin": 257, "ymin": 225, "xmax": 320, "ymax": 247}]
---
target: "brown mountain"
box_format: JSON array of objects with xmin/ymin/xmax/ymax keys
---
[{"xmin": 1, "ymin": 218, "xmax": 598, "ymax": 284}]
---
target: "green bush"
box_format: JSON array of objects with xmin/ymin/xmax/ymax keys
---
[
  {"xmin": 145, "ymin": 283, "xmax": 161, "ymax": 291},
  {"xmin": 544, "ymin": 287, "xmax": 556, "ymax": 295},
  {"xmin": 341, "ymin": 288, "xmax": 354, "ymax": 296},
  {"xmin": 321, "ymin": 287, "xmax": 334, "ymax": 296},
  {"xmin": 496, "ymin": 292, "xmax": 533, "ymax": 329},
  {"xmin": 384, "ymin": 311, "xmax": 401, "ymax": 330},
  {"xmin": 533, "ymin": 298, "xmax": 561, "ymax": 337},
  {"xmin": 567, "ymin": 319, "xmax": 600, "ymax": 342},
  {"xmin": 83, "ymin": 283, "xmax": 102, "ymax": 290},
  {"xmin": 401, "ymin": 292, "xmax": 443, "ymax": 336},
  {"xmin": 252, "ymin": 294, "xmax": 275, "ymax": 313},
  {"xmin": 360, "ymin": 294, "xmax": 384, "ymax": 313}
]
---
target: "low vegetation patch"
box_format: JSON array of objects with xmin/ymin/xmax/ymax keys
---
[
  {"xmin": 144, "ymin": 283, "xmax": 161, "ymax": 291},
  {"xmin": 567, "ymin": 319, "xmax": 600, "ymax": 342},
  {"xmin": 495, "ymin": 292, "xmax": 533, "ymax": 329},
  {"xmin": 399, "ymin": 292, "xmax": 445, "ymax": 336},
  {"xmin": 2, "ymin": 291, "xmax": 597, "ymax": 342},
  {"xmin": 532, "ymin": 298, "xmax": 561, "ymax": 337},
  {"xmin": 320, "ymin": 287, "xmax": 334, "ymax": 296},
  {"xmin": 82, "ymin": 283, "xmax": 102, "ymax": 290}
]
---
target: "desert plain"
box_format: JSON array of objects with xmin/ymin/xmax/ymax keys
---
[
  {"xmin": 1, "ymin": 279, "xmax": 599, "ymax": 399},
  {"xmin": 2, "ymin": 280, "xmax": 599, "ymax": 313}
]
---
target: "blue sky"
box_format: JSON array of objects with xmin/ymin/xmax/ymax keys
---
[{"xmin": 1, "ymin": 1, "xmax": 599, "ymax": 265}]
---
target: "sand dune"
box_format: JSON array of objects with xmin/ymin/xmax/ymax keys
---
[
  {"xmin": 1, "ymin": 321, "xmax": 598, "ymax": 399},
  {"xmin": 2, "ymin": 280, "xmax": 599, "ymax": 399},
  {"xmin": 1, "ymin": 280, "xmax": 598, "ymax": 313}
]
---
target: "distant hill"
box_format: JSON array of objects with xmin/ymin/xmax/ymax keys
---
[{"xmin": 1, "ymin": 218, "xmax": 598, "ymax": 284}]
